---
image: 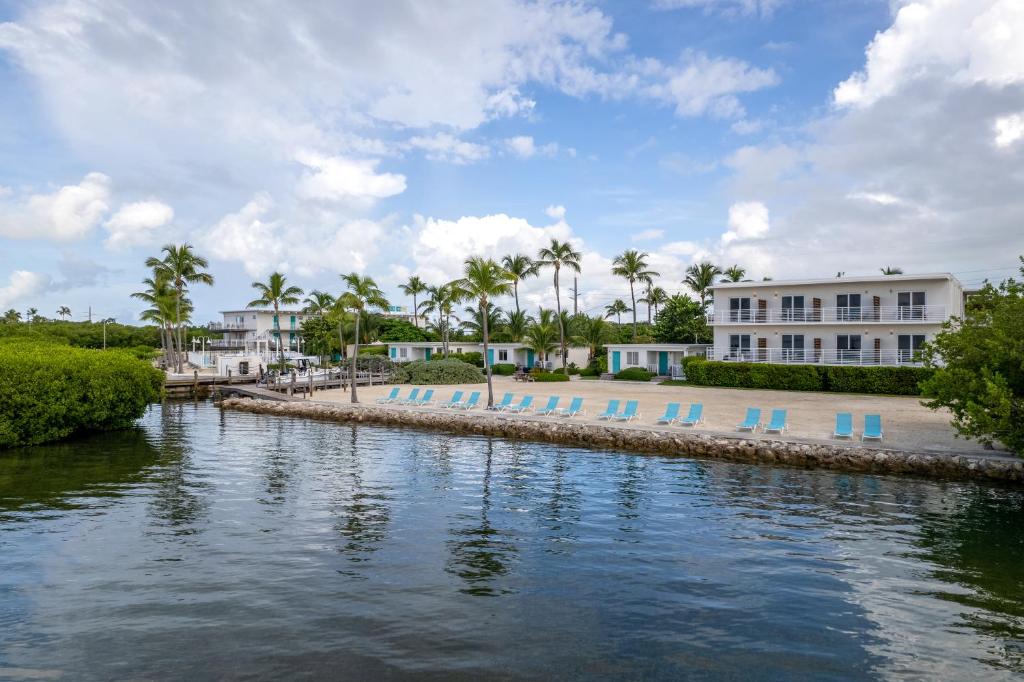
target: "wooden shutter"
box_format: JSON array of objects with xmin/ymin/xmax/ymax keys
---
[
  {"xmin": 812, "ymin": 298, "xmax": 822, "ymax": 322},
  {"xmin": 757, "ymin": 336, "xmax": 767, "ymax": 361},
  {"xmin": 757, "ymin": 298, "xmax": 767, "ymax": 323},
  {"xmin": 872, "ymin": 295, "xmax": 881, "ymax": 321},
  {"xmin": 814, "ymin": 337, "xmax": 822, "ymax": 362}
]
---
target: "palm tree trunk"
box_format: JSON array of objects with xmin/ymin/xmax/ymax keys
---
[
  {"xmin": 174, "ymin": 284, "xmax": 183, "ymax": 373},
  {"xmin": 629, "ymin": 281, "xmax": 637, "ymax": 340},
  {"xmin": 350, "ymin": 312, "xmax": 360, "ymax": 403},
  {"xmin": 514, "ymin": 281, "xmax": 520, "ymax": 315},
  {"xmin": 412, "ymin": 294, "xmax": 418, "ymax": 328},
  {"xmin": 481, "ymin": 300, "xmax": 493, "ymax": 408},
  {"xmin": 554, "ymin": 267, "xmax": 565, "ymax": 370},
  {"xmin": 274, "ymin": 302, "xmax": 283, "ymax": 363}
]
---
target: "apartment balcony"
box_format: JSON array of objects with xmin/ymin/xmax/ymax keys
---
[
  {"xmin": 707, "ymin": 347, "xmax": 924, "ymax": 367},
  {"xmin": 708, "ymin": 304, "xmax": 946, "ymax": 325},
  {"xmin": 209, "ymin": 322, "xmax": 255, "ymax": 331}
]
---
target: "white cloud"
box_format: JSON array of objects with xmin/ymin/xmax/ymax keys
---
[
  {"xmin": 631, "ymin": 228, "xmax": 665, "ymax": 241},
  {"xmin": 993, "ymin": 112, "xmax": 1024, "ymax": 148},
  {"xmin": 199, "ymin": 194, "xmax": 287, "ymax": 278},
  {"xmin": 651, "ymin": 0, "xmax": 786, "ymax": 18},
  {"xmin": 847, "ymin": 191, "xmax": 903, "ymax": 206},
  {"xmin": 834, "ymin": 0, "xmax": 1024, "ymax": 108},
  {"xmin": 545, "ymin": 205, "xmax": 567, "ymax": 220},
  {"xmin": 504, "ymin": 136, "xmax": 559, "ymax": 159},
  {"xmin": 0, "ymin": 270, "xmax": 51, "ymax": 309},
  {"xmin": 104, "ymin": 200, "xmax": 174, "ymax": 249},
  {"xmin": 731, "ymin": 118, "xmax": 764, "ymax": 134},
  {"xmin": 294, "ymin": 151, "xmax": 406, "ymax": 204},
  {"xmin": 407, "ymin": 133, "xmax": 490, "ymax": 164},
  {"xmin": 0, "ymin": 173, "xmax": 111, "ymax": 241},
  {"xmin": 722, "ymin": 201, "xmax": 770, "ymax": 244},
  {"xmin": 641, "ymin": 50, "xmax": 779, "ymax": 118}
]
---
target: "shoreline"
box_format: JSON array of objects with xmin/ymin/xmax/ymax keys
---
[{"xmin": 219, "ymin": 397, "xmax": 1024, "ymax": 484}]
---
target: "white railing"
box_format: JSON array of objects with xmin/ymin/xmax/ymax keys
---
[
  {"xmin": 645, "ymin": 363, "xmax": 686, "ymax": 377},
  {"xmin": 708, "ymin": 347, "xmax": 924, "ymax": 366},
  {"xmin": 210, "ymin": 322, "xmax": 255, "ymax": 331},
  {"xmin": 708, "ymin": 304, "xmax": 946, "ymax": 324}
]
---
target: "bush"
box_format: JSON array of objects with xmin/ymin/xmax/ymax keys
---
[
  {"xmin": 614, "ymin": 367, "xmax": 653, "ymax": 381},
  {"xmin": 393, "ymin": 359, "xmax": 484, "ymax": 385},
  {"xmin": 491, "ymin": 363, "xmax": 516, "ymax": 376},
  {"xmin": 532, "ymin": 372, "xmax": 570, "ymax": 382},
  {"xmin": 0, "ymin": 341, "xmax": 164, "ymax": 448},
  {"xmin": 445, "ymin": 351, "xmax": 484, "ymax": 367},
  {"xmin": 552, "ymin": 367, "xmax": 566, "ymax": 375},
  {"xmin": 683, "ymin": 359, "xmax": 933, "ymax": 395},
  {"xmin": 579, "ymin": 366, "xmax": 599, "ymax": 377},
  {"xmin": 567, "ymin": 366, "xmax": 581, "ymax": 375},
  {"xmin": 358, "ymin": 344, "xmax": 389, "ymax": 356}
]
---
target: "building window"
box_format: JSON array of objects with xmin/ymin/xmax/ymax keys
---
[
  {"xmin": 781, "ymin": 334, "xmax": 804, "ymax": 360},
  {"xmin": 729, "ymin": 297, "xmax": 751, "ymax": 322},
  {"xmin": 626, "ymin": 351, "xmax": 640, "ymax": 366},
  {"xmin": 498, "ymin": 349, "xmax": 509, "ymax": 362},
  {"xmin": 898, "ymin": 291, "xmax": 926, "ymax": 319},
  {"xmin": 897, "ymin": 334, "xmax": 926, "ymax": 362},
  {"xmin": 399, "ymin": 347, "xmax": 408, "ymax": 359},
  {"xmin": 836, "ymin": 293, "xmax": 862, "ymax": 321},
  {"xmin": 781, "ymin": 295, "xmax": 805, "ymax": 321},
  {"xmin": 837, "ymin": 334, "xmax": 862, "ymax": 362},
  {"xmin": 728, "ymin": 334, "xmax": 751, "ymax": 360}
]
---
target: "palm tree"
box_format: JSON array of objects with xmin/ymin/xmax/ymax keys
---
[
  {"xmin": 456, "ymin": 257, "xmax": 513, "ymax": 408},
  {"xmin": 25, "ymin": 307, "xmax": 38, "ymax": 323},
  {"xmin": 503, "ymin": 309, "xmax": 532, "ymax": 342},
  {"xmin": 611, "ymin": 249, "xmax": 659, "ymax": 340},
  {"xmin": 249, "ymin": 272, "xmax": 304, "ymax": 363},
  {"xmin": 880, "ymin": 266, "xmax": 904, "ymax": 275},
  {"xmin": 302, "ymin": 290, "xmax": 336, "ymax": 316},
  {"xmin": 645, "ymin": 286, "xmax": 669, "ymax": 320},
  {"xmin": 421, "ymin": 283, "xmax": 461, "ymax": 358},
  {"xmin": 132, "ymin": 274, "xmax": 185, "ymax": 366},
  {"xmin": 460, "ymin": 302, "xmax": 504, "ymax": 341},
  {"xmin": 722, "ymin": 265, "xmax": 746, "ymax": 282},
  {"xmin": 341, "ymin": 272, "xmax": 389, "ymax": 403},
  {"xmin": 536, "ymin": 239, "xmax": 582, "ymax": 370},
  {"xmin": 605, "ymin": 299, "xmax": 630, "ymax": 325},
  {"xmin": 501, "ymin": 253, "xmax": 540, "ymax": 314},
  {"xmin": 523, "ymin": 320, "xmax": 559, "ymax": 365},
  {"xmin": 330, "ymin": 293, "xmax": 358, "ymax": 361},
  {"xmin": 3, "ymin": 309, "xmax": 22, "ymax": 323},
  {"xmin": 684, "ymin": 262, "xmax": 722, "ymax": 310},
  {"xmin": 146, "ymin": 243, "xmax": 214, "ymax": 373},
  {"xmin": 399, "ymin": 275, "xmax": 429, "ymax": 327},
  {"xmin": 56, "ymin": 305, "xmax": 71, "ymax": 320},
  {"xmin": 577, "ymin": 315, "xmax": 611, "ymax": 362}
]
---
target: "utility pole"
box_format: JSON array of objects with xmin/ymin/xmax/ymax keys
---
[
  {"xmin": 572, "ymin": 277, "xmax": 578, "ymax": 315},
  {"xmin": 88, "ymin": 306, "xmax": 92, "ymax": 323},
  {"xmin": 102, "ymin": 319, "xmax": 107, "ymax": 350}
]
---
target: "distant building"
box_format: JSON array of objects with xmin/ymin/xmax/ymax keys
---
[
  {"xmin": 605, "ymin": 343, "xmax": 713, "ymax": 378},
  {"xmin": 706, "ymin": 272, "xmax": 964, "ymax": 366},
  {"xmin": 386, "ymin": 341, "xmax": 589, "ymax": 369},
  {"xmin": 210, "ymin": 309, "xmax": 309, "ymax": 354}
]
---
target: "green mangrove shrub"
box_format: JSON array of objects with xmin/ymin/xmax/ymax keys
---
[
  {"xmin": 0, "ymin": 341, "xmax": 164, "ymax": 448},
  {"xmin": 393, "ymin": 359, "xmax": 484, "ymax": 385},
  {"xmin": 614, "ymin": 367, "xmax": 654, "ymax": 381},
  {"xmin": 682, "ymin": 358, "xmax": 932, "ymax": 395},
  {"xmin": 491, "ymin": 363, "xmax": 516, "ymax": 376}
]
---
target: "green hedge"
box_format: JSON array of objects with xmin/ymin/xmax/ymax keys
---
[
  {"xmin": 392, "ymin": 359, "xmax": 484, "ymax": 385},
  {"xmin": 0, "ymin": 341, "xmax": 164, "ymax": 448},
  {"xmin": 491, "ymin": 363, "xmax": 516, "ymax": 376},
  {"xmin": 532, "ymin": 372, "xmax": 570, "ymax": 382},
  {"xmin": 683, "ymin": 358, "xmax": 933, "ymax": 395},
  {"xmin": 579, "ymin": 366, "xmax": 599, "ymax": 377},
  {"xmin": 614, "ymin": 367, "xmax": 653, "ymax": 381}
]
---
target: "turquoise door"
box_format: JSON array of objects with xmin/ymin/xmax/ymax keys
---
[
  {"xmin": 425, "ymin": 348, "xmax": 432, "ymax": 360},
  {"xmin": 487, "ymin": 348, "xmax": 495, "ymax": 366},
  {"xmin": 612, "ymin": 351, "xmax": 621, "ymax": 373},
  {"xmin": 526, "ymin": 349, "xmax": 535, "ymax": 367},
  {"xmin": 390, "ymin": 347, "xmax": 397, "ymax": 359},
  {"xmin": 658, "ymin": 351, "xmax": 669, "ymax": 375}
]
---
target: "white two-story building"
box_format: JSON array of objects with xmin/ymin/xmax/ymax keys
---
[
  {"xmin": 707, "ymin": 273, "xmax": 964, "ymax": 366},
  {"xmin": 211, "ymin": 309, "xmax": 310, "ymax": 353}
]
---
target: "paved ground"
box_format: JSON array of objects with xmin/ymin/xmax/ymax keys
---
[{"xmin": 315, "ymin": 376, "xmax": 1002, "ymax": 456}]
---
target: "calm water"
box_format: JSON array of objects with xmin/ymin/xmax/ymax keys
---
[{"xmin": 1, "ymin": 402, "xmax": 1023, "ymax": 680}]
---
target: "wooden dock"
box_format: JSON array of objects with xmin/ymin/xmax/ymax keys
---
[{"xmin": 167, "ymin": 369, "xmax": 391, "ymax": 400}]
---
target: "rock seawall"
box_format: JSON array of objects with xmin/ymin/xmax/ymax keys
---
[{"xmin": 219, "ymin": 398, "xmax": 1024, "ymax": 484}]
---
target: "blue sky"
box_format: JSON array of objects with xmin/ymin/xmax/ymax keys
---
[{"xmin": 1, "ymin": 0, "xmax": 1022, "ymax": 323}]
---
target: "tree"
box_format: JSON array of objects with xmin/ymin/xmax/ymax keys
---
[
  {"xmin": 536, "ymin": 239, "xmax": 582, "ymax": 370},
  {"xmin": 920, "ymin": 260, "xmax": 1024, "ymax": 455},
  {"xmin": 132, "ymin": 274, "xmax": 186, "ymax": 367},
  {"xmin": 524, "ymin": 319, "xmax": 558, "ymax": 365},
  {"xmin": 503, "ymin": 309, "xmax": 531, "ymax": 342},
  {"xmin": 299, "ymin": 315, "xmax": 336, "ymax": 365},
  {"xmin": 399, "ymin": 275, "xmax": 428, "ymax": 327},
  {"xmin": 26, "ymin": 307, "xmax": 38, "ymax": 323},
  {"xmin": 146, "ymin": 244, "xmax": 214, "ymax": 373},
  {"xmin": 684, "ymin": 262, "xmax": 721, "ymax": 310},
  {"xmin": 577, "ymin": 314, "xmax": 611, "ymax": 362},
  {"xmin": 722, "ymin": 265, "xmax": 746, "ymax": 282},
  {"xmin": 341, "ymin": 272, "xmax": 389, "ymax": 403},
  {"xmin": 3, "ymin": 309, "xmax": 22, "ymax": 324},
  {"xmin": 249, "ymin": 272, "xmax": 304, "ymax": 363},
  {"xmin": 376, "ymin": 317, "xmax": 431, "ymax": 342},
  {"xmin": 652, "ymin": 294, "xmax": 711, "ymax": 344},
  {"xmin": 881, "ymin": 266, "xmax": 904, "ymax": 275},
  {"xmin": 501, "ymin": 253, "xmax": 540, "ymax": 314},
  {"xmin": 456, "ymin": 257, "xmax": 513, "ymax": 408},
  {"xmin": 639, "ymin": 285, "xmax": 669, "ymax": 323},
  {"xmin": 302, "ymin": 290, "xmax": 336, "ymax": 316},
  {"xmin": 460, "ymin": 302, "xmax": 503, "ymax": 341},
  {"xmin": 57, "ymin": 306, "xmax": 71, "ymax": 320},
  {"xmin": 605, "ymin": 299, "xmax": 630, "ymax": 325},
  {"xmin": 611, "ymin": 249, "xmax": 659, "ymax": 340},
  {"xmin": 421, "ymin": 283, "xmax": 461, "ymax": 358}
]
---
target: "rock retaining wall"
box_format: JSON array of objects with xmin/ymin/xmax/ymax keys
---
[{"xmin": 219, "ymin": 398, "xmax": 1024, "ymax": 484}]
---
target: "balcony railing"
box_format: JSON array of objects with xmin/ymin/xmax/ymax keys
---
[
  {"xmin": 708, "ymin": 304, "xmax": 945, "ymax": 324},
  {"xmin": 210, "ymin": 322, "xmax": 255, "ymax": 331},
  {"xmin": 708, "ymin": 347, "xmax": 924, "ymax": 366},
  {"xmin": 645, "ymin": 363, "xmax": 685, "ymax": 378}
]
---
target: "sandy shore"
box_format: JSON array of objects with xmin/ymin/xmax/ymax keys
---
[{"xmin": 313, "ymin": 376, "xmax": 998, "ymax": 456}]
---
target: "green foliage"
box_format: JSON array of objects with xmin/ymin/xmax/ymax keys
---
[
  {"xmin": 579, "ymin": 366, "xmax": 599, "ymax": 377},
  {"xmin": 393, "ymin": 359, "xmax": 484, "ymax": 385},
  {"xmin": 683, "ymin": 358, "xmax": 933, "ymax": 395},
  {"xmin": 653, "ymin": 294, "xmax": 711, "ymax": 343},
  {"xmin": 552, "ymin": 367, "xmax": 566, "ymax": 375},
  {"xmin": 445, "ymin": 351, "xmax": 483, "ymax": 367},
  {"xmin": 491, "ymin": 363, "xmax": 516, "ymax": 376},
  {"xmin": 531, "ymin": 371, "xmax": 570, "ymax": 382},
  {"xmin": 0, "ymin": 320, "xmax": 164, "ymax": 349},
  {"xmin": 920, "ymin": 262, "xmax": 1024, "ymax": 454},
  {"xmin": 359, "ymin": 344, "xmax": 389, "ymax": 356},
  {"xmin": 300, "ymin": 315, "xmax": 338, "ymax": 359},
  {"xmin": 376, "ymin": 316, "xmax": 433, "ymax": 342},
  {"xmin": 614, "ymin": 367, "xmax": 653, "ymax": 381},
  {"xmin": 0, "ymin": 341, "xmax": 164, "ymax": 448}
]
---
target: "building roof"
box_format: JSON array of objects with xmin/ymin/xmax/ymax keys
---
[
  {"xmin": 219, "ymin": 308, "xmax": 308, "ymax": 315},
  {"xmin": 605, "ymin": 343, "xmax": 712, "ymax": 350},
  {"xmin": 711, "ymin": 272, "xmax": 960, "ymax": 290}
]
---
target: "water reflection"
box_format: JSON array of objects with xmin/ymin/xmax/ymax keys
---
[{"xmin": 331, "ymin": 426, "xmax": 392, "ymax": 565}]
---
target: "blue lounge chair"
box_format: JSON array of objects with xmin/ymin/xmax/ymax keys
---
[
  {"xmin": 656, "ymin": 402, "xmax": 681, "ymax": 424},
  {"xmin": 456, "ymin": 391, "xmax": 481, "ymax": 410},
  {"xmin": 833, "ymin": 412, "xmax": 853, "ymax": 439},
  {"xmin": 535, "ymin": 396, "xmax": 560, "ymax": 416},
  {"xmin": 487, "ymin": 392, "xmax": 514, "ymax": 411},
  {"xmin": 555, "ymin": 397, "xmax": 584, "ymax": 417},
  {"xmin": 596, "ymin": 400, "xmax": 620, "ymax": 420},
  {"xmin": 612, "ymin": 400, "xmax": 640, "ymax": 422},
  {"xmin": 411, "ymin": 389, "xmax": 434, "ymax": 406},
  {"xmin": 862, "ymin": 414, "xmax": 883, "ymax": 441},
  {"xmin": 398, "ymin": 388, "xmax": 420, "ymax": 405},
  {"xmin": 763, "ymin": 408, "xmax": 788, "ymax": 434},
  {"xmin": 376, "ymin": 386, "xmax": 400, "ymax": 404},
  {"xmin": 677, "ymin": 403, "xmax": 704, "ymax": 427},
  {"xmin": 440, "ymin": 391, "xmax": 464, "ymax": 409},
  {"xmin": 736, "ymin": 407, "xmax": 761, "ymax": 432},
  {"xmin": 504, "ymin": 395, "xmax": 534, "ymax": 413}
]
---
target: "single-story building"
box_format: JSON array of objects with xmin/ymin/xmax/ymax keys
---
[
  {"xmin": 605, "ymin": 343, "xmax": 713, "ymax": 377},
  {"xmin": 387, "ymin": 341, "xmax": 589, "ymax": 369}
]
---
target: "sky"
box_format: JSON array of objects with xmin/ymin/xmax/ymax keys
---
[{"xmin": 0, "ymin": 0, "xmax": 1022, "ymax": 324}]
